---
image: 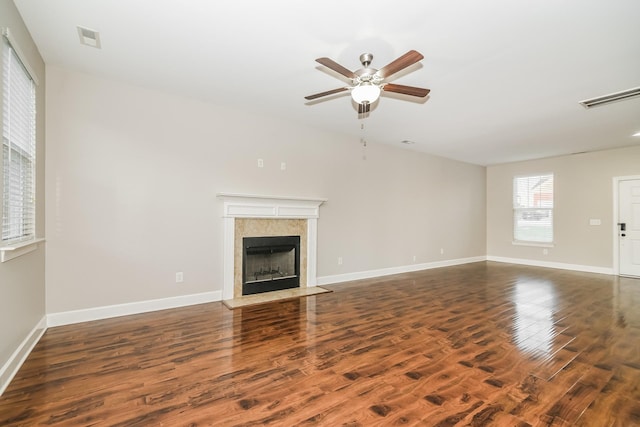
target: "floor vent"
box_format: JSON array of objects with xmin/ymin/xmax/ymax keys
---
[{"xmin": 579, "ymin": 87, "xmax": 640, "ymax": 109}]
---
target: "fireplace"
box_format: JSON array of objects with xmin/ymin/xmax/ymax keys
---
[
  {"xmin": 217, "ymin": 193, "xmax": 326, "ymax": 301},
  {"xmin": 242, "ymin": 235, "xmax": 300, "ymax": 295}
]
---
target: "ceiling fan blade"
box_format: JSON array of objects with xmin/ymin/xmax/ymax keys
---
[
  {"xmin": 315, "ymin": 57, "xmax": 357, "ymax": 79},
  {"xmin": 382, "ymin": 83, "xmax": 430, "ymax": 98},
  {"xmin": 376, "ymin": 50, "xmax": 424, "ymax": 79},
  {"xmin": 304, "ymin": 87, "xmax": 349, "ymax": 100}
]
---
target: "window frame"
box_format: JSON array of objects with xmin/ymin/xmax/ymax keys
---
[{"xmin": 512, "ymin": 173, "xmax": 554, "ymax": 245}]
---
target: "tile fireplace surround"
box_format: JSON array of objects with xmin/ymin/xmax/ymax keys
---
[{"xmin": 217, "ymin": 193, "xmax": 327, "ymax": 303}]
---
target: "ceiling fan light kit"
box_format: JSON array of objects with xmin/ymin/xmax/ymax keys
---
[
  {"xmin": 351, "ymin": 83, "xmax": 381, "ymax": 104},
  {"xmin": 305, "ymin": 50, "xmax": 430, "ymax": 116}
]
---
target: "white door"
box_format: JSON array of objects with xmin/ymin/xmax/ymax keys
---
[{"xmin": 619, "ymin": 179, "xmax": 640, "ymax": 277}]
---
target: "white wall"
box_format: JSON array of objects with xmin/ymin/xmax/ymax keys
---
[
  {"xmin": 487, "ymin": 146, "xmax": 640, "ymax": 271},
  {"xmin": 45, "ymin": 65, "xmax": 487, "ymax": 314},
  {"xmin": 0, "ymin": 0, "xmax": 46, "ymax": 392}
]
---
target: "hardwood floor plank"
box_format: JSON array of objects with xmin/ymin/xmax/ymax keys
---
[
  {"xmin": 1, "ymin": 262, "xmax": 639, "ymax": 426},
  {"xmin": 540, "ymin": 365, "xmax": 614, "ymax": 425}
]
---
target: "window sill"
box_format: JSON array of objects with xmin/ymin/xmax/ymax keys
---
[
  {"xmin": 512, "ymin": 241, "xmax": 555, "ymax": 248},
  {"xmin": 0, "ymin": 238, "xmax": 45, "ymax": 263}
]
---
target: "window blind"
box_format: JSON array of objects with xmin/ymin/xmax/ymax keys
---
[
  {"xmin": 2, "ymin": 36, "xmax": 36, "ymax": 243},
  {"xmin": 513, "ymin": 174, "xmax": 554, "ymax": 243}
]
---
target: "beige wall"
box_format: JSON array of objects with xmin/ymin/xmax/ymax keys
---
[
  {"xmin": 0, "ymin": 0, "xmax": 46, "ymax": 376},
  {"xmin": 45, "ymin": 65, "xmax": 486, "ymax": 313},
  {"xmin": 487, "ymin": 146, "xmax": 640, "ymax": 269}
]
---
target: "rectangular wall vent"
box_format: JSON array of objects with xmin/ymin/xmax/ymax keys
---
[
  {"xmin": 77, "ymin": 26, "xmax": 101, "ymax": 49},
  {"xmin": 579, "ymin": 87, "xmax": 640, "ymax": 109}
]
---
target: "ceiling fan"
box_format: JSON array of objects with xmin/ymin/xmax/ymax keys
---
[{"xmin": 304, "ymin": 50, "xmax": 430, "ymax": 115}]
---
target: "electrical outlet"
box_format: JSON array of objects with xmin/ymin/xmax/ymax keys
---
[
  {"xmin": 175, "ymin": 272, "xmax": 184, "ymax": 283},
  {"xmin": 337, "ymin": 257, "xmax": 343, "ymax": 265},
  {"xmin": 281, "ymin": 162, "xmax": 286, "ymax": 170},
  {"xmin": 413, "ymin": 255, "xmax": 417, "ymax": 262},
  {"xmin": 440, "ymin": 248, "xmax": 444, "ymax": 255},
  {"xmin": 257, "ymin": 158, "xmax": 264, "ymax": 168}
]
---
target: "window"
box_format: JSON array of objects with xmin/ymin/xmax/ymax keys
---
[
  {"xmin": 513, "ymin": 174, "xmax": 553, "ymax": 243},
  {"xmin": 2, "ymin": 35, "xmax": 36, "ymax": 243}
]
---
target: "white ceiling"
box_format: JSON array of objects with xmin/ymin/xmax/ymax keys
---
[{"xmin": 14, "ymin": 0, "xmax": 640, "ymax": 165}]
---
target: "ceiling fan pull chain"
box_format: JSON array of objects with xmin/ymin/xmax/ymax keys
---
[
  {"xmin": 360, "ymin": 123, "xmax": 367, "ymax": 160},
  {"xmin": 361, "ymin": 138, "xmax": 367, "ymax": 161}
]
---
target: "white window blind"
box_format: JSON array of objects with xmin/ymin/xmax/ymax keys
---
[
  {"xmin": 2, "ymin": 36, "xmax": 36, "ymax": 243},
  {"xmin": 513, "ymin": 174, "xmax": 553, "ymax": 243}
]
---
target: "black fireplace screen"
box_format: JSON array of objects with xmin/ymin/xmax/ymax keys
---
[{"xmin": 242, "ymin": 235, "xmax": 300, "ymax": 295}]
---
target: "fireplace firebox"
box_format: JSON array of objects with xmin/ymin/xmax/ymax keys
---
[{"xmin": 242, "ymin": 235, "xmax": 301, "ymax": 295}]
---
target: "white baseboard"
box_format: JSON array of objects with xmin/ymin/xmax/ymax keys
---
[
  {"xmin": 47, "ymin": 291, "xmax": 222, "ymax": 327},
  {"xmin": 317, "ymin": 256, "xmax": 487, "ymax": 286},
  {"xmin": 0, "ymin": 316, "xmax": 47, "ymax": 396},
  {"xmin": 486, "ymin": 256, "xmax": 614, "ymax": 275}
]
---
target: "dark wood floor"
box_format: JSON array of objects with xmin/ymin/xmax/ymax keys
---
[{"xmin": 1, "ymin": 262, "xmax": 639, "ymax": 426}]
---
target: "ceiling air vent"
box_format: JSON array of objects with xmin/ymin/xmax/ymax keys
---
[
  {"xmin": 579, "ymin": 87, "xmax": 640, "ymax": 109},
  {"xmin": 77, "ymin": 26, "xmax": 101, "ymax": 49}
]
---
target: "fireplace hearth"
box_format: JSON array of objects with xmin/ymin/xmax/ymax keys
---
[{"xmin": 242, "ymin": 235, "xmax": 301, "ymax": 295}]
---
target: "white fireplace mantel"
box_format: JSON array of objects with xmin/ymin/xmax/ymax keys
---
[
  {"xmin": 217, "ymin": 193, "xmax": 327, "ymax": 300},
  {"xmin": 218, "ymin": 193, "xmax": 327, "ymax": 219}
]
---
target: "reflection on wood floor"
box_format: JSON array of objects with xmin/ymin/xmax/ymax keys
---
[{"xmin": 1, "ymin": 261, "xmax": 640, "ymax": 426}]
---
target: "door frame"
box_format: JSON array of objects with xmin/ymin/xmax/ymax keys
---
[{"xmin": 612, "ymin": 175, "xmax": 640, "ymax": 276}]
